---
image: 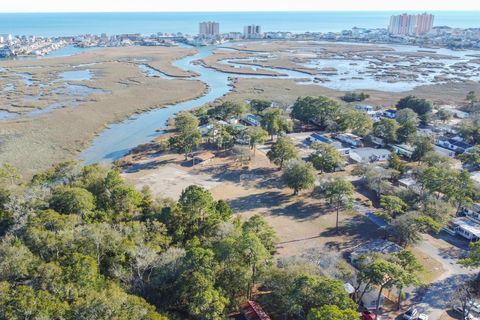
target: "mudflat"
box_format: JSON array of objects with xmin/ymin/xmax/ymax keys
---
[{"xmin": 0, "ymin": 46, "xmax": 206, "ymax": 177}]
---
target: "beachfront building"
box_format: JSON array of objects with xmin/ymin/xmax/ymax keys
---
[
  {"xmin": 244, "ymin": 25, "xmax": 263, "ymax": 39},
  {"xmin": 199, "ymin": 21, "xmax": 220, "ymax": 37},
  {"xmin": 388, "ymin": 13, "xmax": 434, "ymax": 35},
  {"xmin": 0, "ymin": 34, "xmax": 13, "ymax": 44},
  {"xmin": 416, "ymin": 13, "xmax": 435, "ymax": 35}
]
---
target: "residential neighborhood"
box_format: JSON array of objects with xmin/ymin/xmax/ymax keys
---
[{"xmin": 144, "ymin": 91, "xmax": 480, "ymax": 320}]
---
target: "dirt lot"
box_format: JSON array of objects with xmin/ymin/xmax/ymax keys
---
[{"xmin": 122, "ymin": 148, "xmax": 383, "ymax": 258}]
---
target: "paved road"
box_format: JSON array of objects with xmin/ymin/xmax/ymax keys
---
[
  {"xmin": 355, "ymin": 203, "xmax": 477, "ymax": 319},
  {"xmin": 415, "ymin": 235, "xmax": 476, "ymax": 319}
]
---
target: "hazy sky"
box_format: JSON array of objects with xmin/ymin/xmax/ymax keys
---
[{"xmin": 2, "ymin": 0, "xmax": 480, "ymax": 12}]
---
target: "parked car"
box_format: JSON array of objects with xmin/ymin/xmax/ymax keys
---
[
  {"xmin": 361, "ymin": 310, "xmax": 376, "ymax": 320},
  {"xmin": 403, "ymin": 307, "xmax": 419, "ymax": 320},
  {"xmin": 417, "ymin": 314, "xmax": 428, "ymax": 320}
]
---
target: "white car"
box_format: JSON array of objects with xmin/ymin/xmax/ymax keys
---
[{"xmin": 417, "ymin": 314, "xmax": 428, "ymax": 320}]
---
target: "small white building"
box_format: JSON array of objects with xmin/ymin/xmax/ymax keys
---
[
  {"xmin": 349, "ymin": 148, "xmax": 391, "ymax": 163},
  {"xmin": 447, "ymin": 217, "xmax": 480, "ymax": 241},
  {"xmin": 391, "ymin": 144, "xmax": 415, "ymax": 158},
  {"xmin": 383, "ymin": 109, "xmax": 397, "ymax": 119},
  {"xmin": 335, "ymin": 133, "xmax": 364, "ymax": 147},
  {"xmin": 355, "ymin": 105, "xmax": 376, "ymax": 115},
  {"xmin": 433, "ymin": 145, "xmax": 455, "ymax": 158},
  {"xmin": 445, "ymin": 204, "xmax": 480, "ymax": 241},
  {"xmin": 436, "ymin": 137, "xmax": 473, "ymax": 154}
]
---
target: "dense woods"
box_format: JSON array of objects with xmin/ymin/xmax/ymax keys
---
[{"xmin": 0, "ymin": 162, "xmax": 358, "ymax": 319}]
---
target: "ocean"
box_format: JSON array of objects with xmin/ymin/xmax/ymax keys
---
[{"xmin": 0, "ymin": 11, "xmax": 478, "ymax": 37}]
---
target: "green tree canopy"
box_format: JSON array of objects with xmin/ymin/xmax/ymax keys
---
[
  {"xmin": 307, "ymin": 305, "xmax": 358, "ymax": 320},
  {"xmin": 267, "ymin": 136, "xmax": 299, "ymax": 168},
  {"xmin": 459, "ymin": 145, "xmax": 480, "ymax": 169},
  {"xmin": 49, "ymin": 186, "xmax": 95, "ymax": 217},
  {"xmin": 373, "ymin": 118, "xmax": 399, "ymax": 144},
  {"xmin": 260, "ymin": 108, "xmax": 293, "ymax": 139},
  {"xmin": 380, "ymin": 195, "xmax": 407, "ymax": 220},
  {"xmin": 169, "ymin": 112, "xmax": 202, "ymax": 159},
  {"xmin": 318, "ymin": 177, "xmax": 354, "ymax": 233},
  {"xmin": 245, "ymin": 126, "xmax": 268, "ymax": 154},
  {"xmin": 308, "ymin": 143, "xmax": 345, "ymax": 173},
  {"xmin": 291, "ymin": 96, "xmax": 340, "ymax": 129},
  {"xmin": 396, "ymin": 96, "xmax": 433, "ymax": 124},
  {"xmin": 250, "ymin": 99, "xmax": 272, "ymax": 113},
  {"xmin": 282, "ymin": 160, "xmax": 317, "ymax": 195}
]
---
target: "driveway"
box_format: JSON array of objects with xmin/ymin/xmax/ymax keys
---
[
  {"xmin": 356, "ymin": 203, "xmax": 478, "ymax": 319},
  {"xmin": 414, "ymin": 234, "xmax": 477, "ymax": 319}
]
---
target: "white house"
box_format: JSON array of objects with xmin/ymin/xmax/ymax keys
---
[
  {"xmin": 370, "ymin": 135, "xmax": 386, "ymax": 147},
  {"xmin": 445, "ymin": 203, "xmax": 480, "ymax": 241},
  {"xmin": 447, "ymin": 217, "xmax": 480, "ymax": 241},
  {"xmin": 242, "ymin": 114, "xmax": 262, "ymax": 127},
  {"xmin": 383, "ymin": 109, "xmax": 397, "ymax": 119},
  {"xmin": 349, "ymin": 148, "xmax": 391, "ymax": 163},
  {"xmin": 435, "ymin": 137, "xmax": 473, "ymax": 154},
  {"xmin": 462, "ymin": 203, "xmax": 480, "ymax": 221},
  {"xmin": 433, "ymin": 145, "xmax": 455, "ymax": 158},
  {"xmin": 391, "ymin": 144, "xmax": 415, "ymax": 158},
  {"xmin": 355, "ymin": 105, "xmax": 376, "ymax": 115},
  {"xmin": 335, "ymin": 133, "xmax": 364, "ymax": 147}
]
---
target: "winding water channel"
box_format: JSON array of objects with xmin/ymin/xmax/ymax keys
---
[
  {"xmin": 79, "ymin": 43, "xmax": 480, "ymax": 164},
  {"xmin": 80, "ymin": 46, "xmax": 233, "ymax": 163},
  {"xmin": 80, "ymin": 45, "xmax": 318, "ymax": 163}
]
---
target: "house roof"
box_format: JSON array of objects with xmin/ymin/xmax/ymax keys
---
[
  {"xmin": 448, "ymin": 139, "xmax": 473, "ymax": 149},
  {"xmin": 338, "ymin": 133, "xmax": 362, "ymax": 140},
  {"xmin": 451, "ymin": 217, "xmax": 480, "ymax": 239},
  {"xmin": 240, "ymin": 301, "xmax": 271, "ymax": 320},
  {"xmin": 311, "ymin": 132, "xmax": 333, "ymax": 144},
  {"xmin": 351, "ymin": 147, "xmax": 390, "ymax": 158},
  {"xmin": 351, "ymin": 239, "xmax": 403, "ymax": 258},
  {"xmin": 392, "ymin": 144, "xmax": 415, "ymax": 152}
]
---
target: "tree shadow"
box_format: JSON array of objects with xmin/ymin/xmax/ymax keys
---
[
  {"xmin": 411, "ymin": 274, "xmax": 473, "ymax": 310},
  {"xmin": 122, "ymin": 159, "xmax": 169, "ymax": 173},
  {"xmin": 270, "ymin": 200, "xmax": 330, "ymax": 220},
  {"xmin": 320, "ymin": 215, "xmax": 385, "ymax": 252},
  {"xmin": 430, "ymin": 230, "xmax": 471, "ymax": 251},
  {"xmin": 226, "ymin": 191, "xmax": 289, "ymax": 213},
  {"xmin": 352, "ymin": 180, "xmax": 381, "ymax": 207},
  {"xmin": 437, "ymin": 246, "xmax": 469, "ymax": 261}
]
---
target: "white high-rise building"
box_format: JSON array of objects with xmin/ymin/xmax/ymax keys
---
[
  {"xmin": 243, "ymin": 25, "xmax": 262, "ymax": 39},
  {"xmin": 388, "ymin": 13, "xmax": 434, "ymax": 35},
  {"xmin": 0, "ymin": 34, "xmax": 13, "ymax": 43},
  {"xmin": 199, "ymin": 21, "xmax": 220, "ymax": 36}
]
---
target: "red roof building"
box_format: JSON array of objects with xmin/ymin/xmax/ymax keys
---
[{"xmin": 239, "ymin": 301, "xmax": 271, "ymax": 320}]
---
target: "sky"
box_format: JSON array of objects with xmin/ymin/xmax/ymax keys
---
[{"xmin": 2, "ymin": 0, "xmax": 480, "ymax": 13}]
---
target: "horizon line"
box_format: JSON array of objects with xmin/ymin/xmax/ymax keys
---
[{"xmin": 1, "ymin": 10, "xmax": 479, "ymax": 14}]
